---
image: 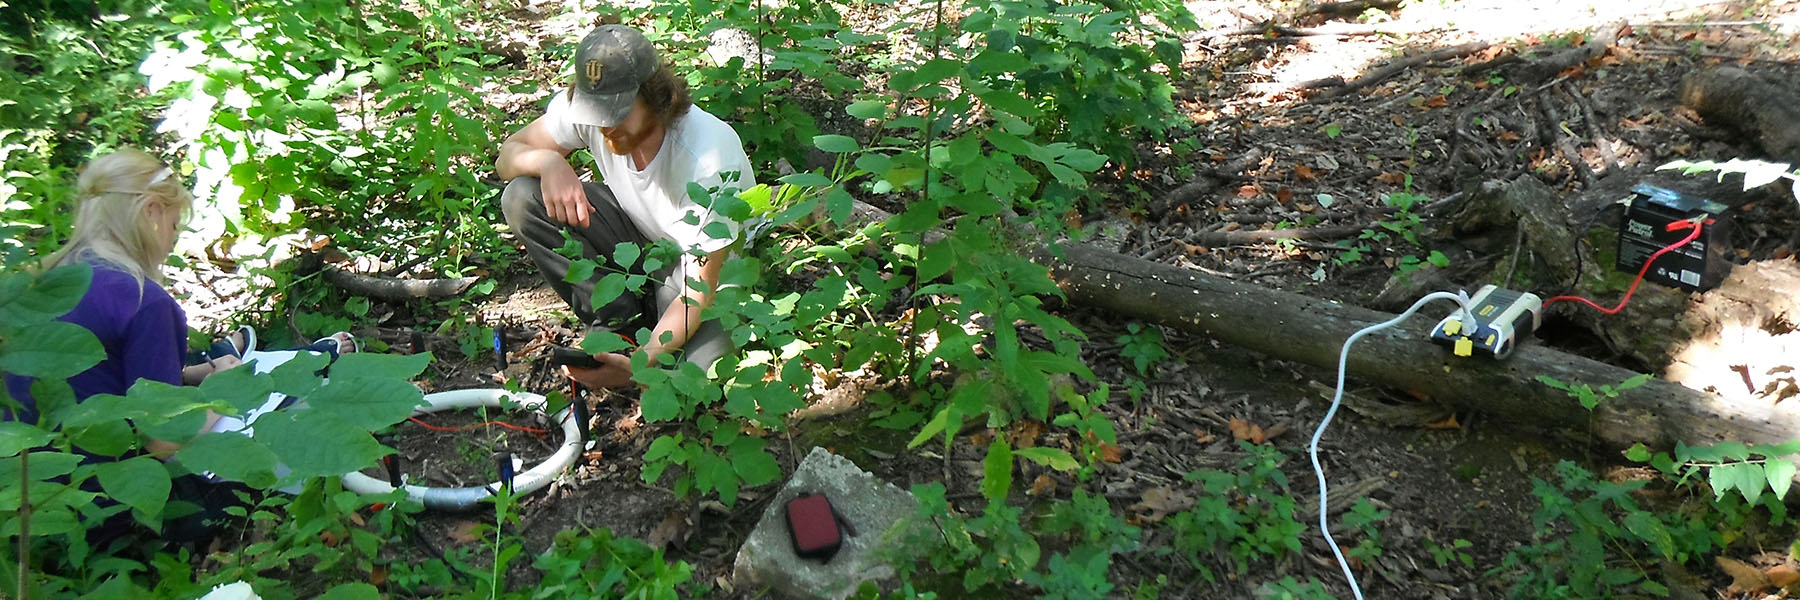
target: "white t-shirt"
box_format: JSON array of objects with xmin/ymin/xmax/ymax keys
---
[{"xmin": 542, "ymin": 89, "xmax": 755, "ymax": 257}]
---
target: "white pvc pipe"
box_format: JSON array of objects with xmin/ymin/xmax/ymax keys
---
[{"xmin": 340, "ymin": 389, "xmax": 582, "ymax": 511}]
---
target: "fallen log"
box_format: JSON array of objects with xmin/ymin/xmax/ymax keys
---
[
  {"xmin": 1679, "ymin": 67, "xmax": 1800, "ymax": 166},
  {"xmin": 1024, "ymin": 242, "xmax": 1800, "ymax": 454},
  {"xmin": 1310, "ymin": 42, "xmax": 1488, "ymax": 101},
  {"xmin": 321, "ymin": 266, "xmax": 480, "ymax": 301}
]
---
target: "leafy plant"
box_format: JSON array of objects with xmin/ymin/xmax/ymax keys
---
[
  {"xmin": 1491, "ymin": 461, "xmax": 1712, "ymax": 599},
  {"xmin": 1660, "ymin": 158, "xmax": 1800, "ymax": 203},
  {"xmin": 1422, "ymin": 536, "xmax": 1474, "ymax": 568},
  {"xmin": 1627, "ymin": 439, "xmax": 1800, "ymax": 509},
  {"xmin": 1536, "ymin": 373, "xmax": 1653, "ymax": 411},
  {"xmin": 1158, "ymin": 442, "xmax": 1307, "ymax": 580},
  {"xmin": 1340, "ymin": 498, "xmax": 1388, "ymax": 564},
  {"xmin": 1116, "ymin": 322, "xmax": 1169, "ymax": 376}
]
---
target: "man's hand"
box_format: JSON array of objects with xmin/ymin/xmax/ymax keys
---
[
  {"xmin": 562, "ymin": 352, "xmax": 633, "ymax": 388},
  {"xmin": 539, "ymin": 160, "xmax": 592, "ymax": 227}
]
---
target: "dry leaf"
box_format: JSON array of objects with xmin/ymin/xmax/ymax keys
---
[
  {"xmin": 1295, "ymin": 164, "xmax": 1318, "ymax": 181},
  {"xmin": 1390, "ymin": 114, "xmax": 1405, "ymax": 126},
  {"xmin": 969, "ymin": 431, "xmax": 991, "ymax": 447},
  {"xmin": 1421, "ymin": 95, "xmax": 1449, "ymax": 108},
  {"xmin": 1249, "ymin": 424, "xmax": 1266, "ymax": 445},
  {"xmin": 1498, "ymin": 130, "xmax": 1522, "ymax": 142},
  {"xmin": 1425, "ymin": 414, "xmax": 1462, "ymax": 430},
  {"xmin": 447, "ymin": 520, "xmax": 484, "ymax": 544},
  {"xmin": 648, "ymin": 511, "xmax": 688, "ymax": 549},
  {"xmin": 1130, "ymin": 487, "xmax": 1197, "ymax": 523},
  {"xmin": 1767, "ymin": 563, "xmax": 1800, "ymax": 588},
  {"xmin": 1063, "ymin": 210, "xmax": 1082, "ymax": 230},
  {"xmin": 1029, "ymin": 473, "xmax": 1056, "ymax": 496},
  {"xmin": 1720, "ymin": 556, "xmax": 1773, "ymax": 593},
  {"xmin": 1236, "ymin": 184, "xmax": 1260, "ymax": 199},
  {"xmin": 1229, "ymin": 417, "xmax": 1251, "ymax": 440},
  {"xmin": 1194, "ymin": 431, "xmax": 1217, "ymax": 444},
  {"xmin": 1100, "ymin": 443, "xmax": 1124, "ymax": 463},
  {"xmin": 1275, "ymin": 187, "xmax": 1294, "ymax": 205},
  {"xmin": 1010, "ymin": 421, "xmax": 1045, "ymax": 449},
  {"xmin": 1297, "ymin": 203, "xmax": 1316, "ymax": 213},
  {"xmin": 1376, "ymin": 172, "xmax": 1406, "ymax": 185},
  {"xmin": 370, "ymin": 563, "xmax": 390, "ymax": 587},
  {"xmin": 319, "ymin": 530, "xmax": 343, "ymax": 547}
]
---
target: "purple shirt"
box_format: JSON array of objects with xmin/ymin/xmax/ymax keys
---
[{"xmin": 4, "ymin": 263, "xmax": 186, "ymax": 424}]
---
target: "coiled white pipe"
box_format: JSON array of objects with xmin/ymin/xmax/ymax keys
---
[{"xmin": 341, "ymin": 389, "xmax": 582, "ymax": 511}]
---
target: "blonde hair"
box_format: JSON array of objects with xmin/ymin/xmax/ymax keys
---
[{"xmin": 45, "ymin": 148, "xmax": 194, "ymax": 284}]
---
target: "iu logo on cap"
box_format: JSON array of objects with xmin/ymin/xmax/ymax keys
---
[{"xmin": 584, "ymin": 59, "xmax": 604, "ymax": 86}]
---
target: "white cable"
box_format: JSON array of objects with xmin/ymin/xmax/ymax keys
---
[{"xmin": 1310, "ymin": 290, "xmax": 1469, "ymax": 600}]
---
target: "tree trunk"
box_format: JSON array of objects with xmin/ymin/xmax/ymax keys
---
[
  {"xmin": 1026, "ymin": 242, "xmax": 1800, "ymax": 453},
  {"xmin": 1680, "ymin": 67, "xmax": 1800, "ymax": 166}
]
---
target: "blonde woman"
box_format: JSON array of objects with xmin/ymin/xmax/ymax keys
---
[{"xmin": 2, "ymin": 148, "xmax": 227, "ymax": 424}]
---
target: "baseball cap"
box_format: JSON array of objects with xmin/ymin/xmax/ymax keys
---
[{"xmin": 567, "ymin": 25, "xmax": 658, "ymax": 127}]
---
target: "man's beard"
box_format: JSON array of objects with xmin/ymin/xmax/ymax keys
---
[{"xmin": 604, "ymin": 125, "xmax": 647, "ymax": 156}]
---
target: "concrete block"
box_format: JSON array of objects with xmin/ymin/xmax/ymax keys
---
[{"xmin": 733, "ymin": 447, "xmax": 918, "ymax": 599}]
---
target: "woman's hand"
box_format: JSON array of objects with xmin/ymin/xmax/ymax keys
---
[
  {"xmin": 181, "ymin": 355, "xmax": 243, "ymax": 385},
  {"xmin": 562, "ymin": 352, "xmax": 633, "ymax": 388}
]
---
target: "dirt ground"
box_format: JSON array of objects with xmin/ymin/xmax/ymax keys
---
[{"xmin": 174, "ymin": 0, "xmax": 1800, "ymax": 597}]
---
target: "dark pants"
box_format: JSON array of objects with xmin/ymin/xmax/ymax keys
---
[{"xmin": 501, "ymin": 177, "xmax": 660, "ymax": 333}]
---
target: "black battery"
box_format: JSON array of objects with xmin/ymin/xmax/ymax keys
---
[{"xmin": 1615, "ymin": 183, "xmax": 1731, "ymax": 292}]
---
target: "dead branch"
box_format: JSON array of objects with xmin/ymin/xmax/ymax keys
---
[
  {"xmin": 1532, "ymin": 91, "xmax": 1597, "ymax": 188},
  {"xmin": 1190, "ymin": 223, "xmax": 1366, "ymax": 247},
  {"xmin": 1559, "ymin": 81, "xmax": 1619, "ymax": 177},
  {"xmin": 1311, "ymin": 42, "xmax": 1489, "ymax": 101},
  {"xmin": 1152, "ymin": 148, "xmax": 1264, "ymax": 218},
  {"xmin": 1636, "ymin": 46, "xmax": 1800, "ymax": 66},
  {"xmin": 322, "ymin": 266, "xmax": 481, "ymax": 301},
  {"xmin": 1514, "ymin": 22, "xmax": 1628, "ymax": 84},
  {"xmin": 1299, "ymin": 0, "xmax": 1403, "ymax": 18}
]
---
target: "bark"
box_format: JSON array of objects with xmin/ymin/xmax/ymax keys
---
[
  {"xmin": 322, "ymin": 266, "xmax": 480, "ymax": 301},
  {"xmin": 1680, "ymin": 67, "xmax": 1800, "ymax": 166},
  {"xmin": 1024, "ymin": 242, "xmax": 1800, "ymax": 454}
]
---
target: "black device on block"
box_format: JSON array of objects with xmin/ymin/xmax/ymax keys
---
[
  {"xmin": 785, "ymin": 492, "xmax": 855, "ymax": 562},
  {"xmin": 1616, "ymin": 183, "xmax": 1731, "ymax": 292}
]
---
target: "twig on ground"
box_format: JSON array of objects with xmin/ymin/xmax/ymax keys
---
[
  {"xmin": 1559, "ymin": 81, "xmax": 1619, "ymax": 177},
  {"xmin": 1311, "ymin": 42, "xmax": 1489, "ymax": 102}
]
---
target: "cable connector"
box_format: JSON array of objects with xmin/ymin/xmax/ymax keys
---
[{"xmin": 1429, "ymin": 284, "xmax": 1542, "ymax": 359}]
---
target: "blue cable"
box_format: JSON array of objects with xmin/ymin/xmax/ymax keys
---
[{"xmin": 1310, "ymin": 290, "xmax": 1469, "ymax": 600}]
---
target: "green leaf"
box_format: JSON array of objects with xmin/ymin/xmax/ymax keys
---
[
  {"xmin": 316, "ymin": 582, "xmax": 381, "ymax": 600},
  {"xmin": 640, "ymin": 385, "xmax": 679, "ymax": 422},
  {"xmin": 268, "ymin": 352, "xmax": 330, "ymax": 398},
  {"xmin": 825, "ymin": 187, "xmax": 854, "ymax": 226},
  {"xmin": 1013, "ymin": 447, "xmax": 1078, "ymax": 471},
  {"xmin": 1622, "ymin": 511, "xmax": 1675, "ymax": 559},
  {"xmin": 0, "ymin": 321, "xmax": 104, "ymax": 379},
  {"xmin": 255, "ymin": 411, "xmax": 388, "ymax": 479},
  {"xmin": 729, "ymin": 439, "xmax": 782, "ymax": 486},
  {"xmin": 199, "ymin": 364, "xmax": 275, "ymax": 415},
  {"xmin": 175, "ymin": 433, "xmax": 278, "ymax": 488},
  {"xmin": 591, "ymin": 273, "xmax": 628, "ymax": 308},
  {"xmin": 1766, "ymin": 457, "xmax": 1796, "ymax": 500},
  {"xmin": 612, "ymin": 242, "xmax": 641, "ymax": 270},
  {"xmin": 1709, "ymin": 462, "xmax": 1765, "ymax": 505},
  {"xmin": 1623, "ymin": 443, "xmax": 1652, "ymax": 463},
  {"xmin": 0, "ymin": 422, "xmax": 50, "ymax": 457},
  {"xmin": 916, "ymin": 241, "xmax": 954, "ymax": 283},
  {"xmin": 0, "ymin": 263, "xmax": 91, "ymax": 327},
  {"xmin": 778, "ymin": 172, "xmax": 834, "ymax": 188},
  {"xmin": 909, "ymin": 407, "xmax": 952, "ymax": 449},
  {"xmin": 96, "ymin": 457, "xmax": 170, "ymax": 523},
  {"xmin": 813, "ymin": 135, "xmax": 859, "ymax": 154},
  {"xmin": 846, "ymin": 99, "xmax": 887, "ymax": 119},
  {"xmin": 911, "ymin": 58, "xmax": 961, "ymax": 87},
  {"xmin": 981, "ymin": 440, "xmax": 1013, "ymax": 502},
  {"xmin": 565, "ymin": 259, "xmax": 597, "ymax": 284},
  {"xmin": 304, "ymin": 377, "xmax": 428, "ymax": 431}
]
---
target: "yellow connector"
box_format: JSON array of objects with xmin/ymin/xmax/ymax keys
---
[
  {"xmin": 1454, "ymin": 338, "xmax": 1473, "ymax": 357},
  {"xmin": 1442, "ymin": 319, "xmax": 1462, "ymax": 336}
]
